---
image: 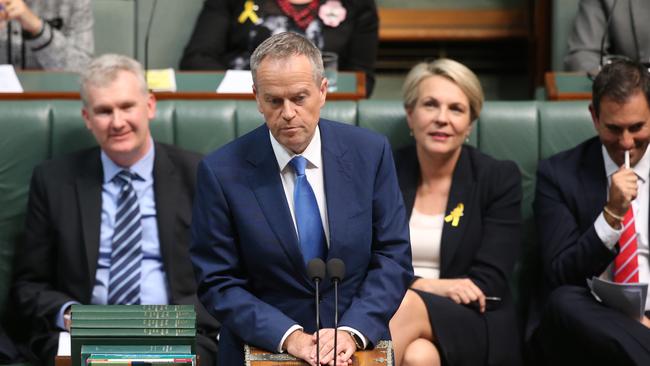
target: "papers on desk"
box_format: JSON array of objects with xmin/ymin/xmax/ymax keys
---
[
  {"xmin": 216, "ymin": 70, "xmax": 253, "ymax": 93},
  {"xmin": 146, "ymin": 68, "xmax": 177, "ymax": 92},
  {"xmin": 57, "ymin": 331, "xmax": 71, "ymax": 356},
  {"xmin": 587, "ymin": 277, "xmax": 648, "ymax": 320},
  {"xmin": 0, "ymin": 65, "xmax": 23, "ymax": 92}
]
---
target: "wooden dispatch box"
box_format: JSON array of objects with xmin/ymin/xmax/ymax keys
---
[{"xmin": 245, "ymin": 340, "xmax": 393, "ymax": 366}]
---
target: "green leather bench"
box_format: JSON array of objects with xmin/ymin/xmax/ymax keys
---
[{"xmin": 0, "ymin": 99, "xmax": 595, "ymax": 357}]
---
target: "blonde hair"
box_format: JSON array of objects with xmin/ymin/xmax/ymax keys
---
[
  {"xmin": 80, "ymin": 54, "xmax": 147, "ymax": 107},
  {"xmin": 402, "ymin": 59, "xmax": 484, "ymax": 121}
]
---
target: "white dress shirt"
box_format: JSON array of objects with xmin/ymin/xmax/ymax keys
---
[
  {"xmin": 409, "ymin": 208, "xmax": 443, "ymax": 279},
  {"xmin": 269, "ymin": 127, "xmax": 368, "ymax": 351},
  {"xmin": 594, "ymin": 146, "xmax": 650, "ymax": 310}
]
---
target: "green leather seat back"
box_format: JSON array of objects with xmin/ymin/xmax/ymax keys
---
[
  {"xmin": 322, "ymin": 101, "xmax": 357, "ymax": 125},
  {"xmin": 150, "ymin": 101, "xmax": 175, "ymax": 145},
  {"xmin": 478, "ymin": 101, "xmax": 539, "ymax": 314},
  {"xmin": 479, "ymin": 101, "xmax": 539, "ymax": 219},
  {"xmin": 0, "ymin": 102, "xmax": 51, "ymax": 318},
  {"xmin": 174, "ymin": 101, "xmax": 238, "ymax": 154},
  {"xmin": 50, "ymin": 100, "xmax": 94, "ymax": 157},
  {"xmin": 539, "ymin": 101, "xmax": 594, "ymax": 159},
  {"xmin": 357, "ymin": 100, "xmax": 410, "ymax": 150},
  {"xmin": 235, "ymin": 101, "xmax": 264, "ymax": 137}
]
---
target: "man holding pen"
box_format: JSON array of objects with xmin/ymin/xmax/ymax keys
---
[{"xmin": 532, "ymin": 59, "xmax": 650, "ymax": 364}]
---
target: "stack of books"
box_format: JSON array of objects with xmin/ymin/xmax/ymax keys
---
[{"xmin": 70, "ymin": 305, "xmax": 197, "ymax": 366}]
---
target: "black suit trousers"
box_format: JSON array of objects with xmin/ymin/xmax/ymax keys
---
[{"xmin": 534, "ymin": 286, "xmax": 650, "ymax": 366}]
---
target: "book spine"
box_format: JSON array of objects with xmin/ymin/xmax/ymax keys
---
[
  {"xmin": 72, "ymin": 338, "xmax": 196, "ymax": 366},
  {"xmin": 72, "ymin": 305, "xmax": 194, "ymax": 312},
  {"xmin": 81, "ymin": 344, "xmax": 192, "ymax": 353},
  {"xmin": 72, "ymin": 328, "xmax": 196, "ymax": 337},
  {"xmin": 88, "ymin": 362, "xmax": 193, "ymax": 366},
  {"xmin": 87, "ymin": 355, "xmax": 194, "ymax": 359},
  {"xmin": 73, "ymin": 318, "xmax": 195, "ymax": 328},
  {"xmin": 72, "ymin": 312, "xmax": 196, "ymax": 320}
]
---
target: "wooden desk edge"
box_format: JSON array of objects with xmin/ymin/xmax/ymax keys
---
[
  {"xmin": 545, "ymin": 71, "xmax": 593, "ymax": 101},
  {"xmin": 544, "ymin": 71, "xmax": 558, "ymax": 101},
  {"xmin": 8, "ymin": 72, "xmax": 365, "ymax": 101}
]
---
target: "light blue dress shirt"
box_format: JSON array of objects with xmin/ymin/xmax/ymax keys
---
[{"xmin": 57, "ymin": 141, "xmax": 169, "ymax": 329}]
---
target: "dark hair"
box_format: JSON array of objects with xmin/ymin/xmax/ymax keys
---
[{"xmin": 592, "ymin": 59, "xmax": 650, "ymax": 117}]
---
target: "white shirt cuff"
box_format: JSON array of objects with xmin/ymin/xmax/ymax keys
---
[
  {"xmin": 278, "ymin": 325, "xmax": 303, "ymax": 352},
  {"xmin": 338, "ymin": 326, "xmax": 368, "ymax": 349},
  {"xmin": 594, "ymin": 212, "xmax": 623, "ymax": 250}
]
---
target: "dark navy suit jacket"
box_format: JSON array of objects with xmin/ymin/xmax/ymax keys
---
[
  {"xmin": 535, "ymin": 136, "xmax": 618, "ymax": 291},
  {"xmin": 191, "ymin": 119, "xmax": 413, "ymax": 365}
]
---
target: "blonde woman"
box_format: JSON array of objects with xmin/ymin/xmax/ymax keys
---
[{"xmin": 390, "ymin": 59, "xmax": 523, "ymax": 366}]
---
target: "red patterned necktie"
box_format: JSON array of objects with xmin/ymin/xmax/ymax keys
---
[{"xmin": 614, "ymin": 208, "xmax": 640, "ymax": 283}]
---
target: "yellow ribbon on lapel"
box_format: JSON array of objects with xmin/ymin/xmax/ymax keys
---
[
  {"xmin": 444, "ymin": 203, "xmax": 464, "ymax": 227},
  {"xmin": 238, "ymin": 0, "xmax": 260, "ymax": 24}
]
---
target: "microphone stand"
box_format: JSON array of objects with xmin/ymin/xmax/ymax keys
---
[
  {"xmin": 315, "ymin": 275, "xmax": 321, "ymax": 365},
  {"xmin": 333, "ymin": 276, "xmax": 339, "ymax": 364},
  {"xmin": 327, "ymin": 258, "xmax": 345, "ymax": 365},
  {"xmin": 307, "ymin": 258, "xmax": 326, "ymax": 365},
  {"xmin": 144, "ymin": 0, "xmax": 159, "ymax": 87}
]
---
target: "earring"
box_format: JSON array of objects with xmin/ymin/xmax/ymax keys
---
[
  {"xmin": 465, "ymin": 135, "xmax": 470, "ymax": 143},
  {"xmin": 409, "ymin": 130, "xmax": 414, "ymax": 137}
]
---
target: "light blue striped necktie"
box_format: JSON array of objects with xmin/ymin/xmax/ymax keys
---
[
  {"xmin": 289, "ymin": 156, "xmax": 327, "ymax": 264},
  {"xmin": 108, "ymin": 170, "xmax": 143, "ymax": 305}
]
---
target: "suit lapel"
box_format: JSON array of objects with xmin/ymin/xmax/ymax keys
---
[
  {"xmin": 152, "ymin": 143, "xmax": 180, "ymax": 292},
  {"xmin": 396, "ymin": 145, "xmax": 420, "ymax": 218},
  {"xmin": 75, "ymin": 150, "xmax": 103, "ymax": 289},
  {"xmin": 320, "ymin": 120, "xmax": 354, "ymax": 260},
  {"xmin": 440, "ymin": 148, "xmax": 476, "ymax": 275},
  {"xmin": 579, "ymin": 139, "xmax": 607, "ymax": 223},
  {"xmin": 246, "ymin": 127, "xmax": 308, "ymax": 281}
]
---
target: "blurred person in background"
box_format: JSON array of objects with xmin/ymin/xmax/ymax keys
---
[
  {"xmin": 566, "ymin": 0, "xmax": 650, "ymax": 73},
  {"xmin": 0, "ymin": 0, "xmax": 93, "ymax": 71},
  {"xmin": 180, "ymin": 0, "xmax": 378, "ymax": 96}
]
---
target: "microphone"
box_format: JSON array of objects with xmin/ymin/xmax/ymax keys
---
[
  {"xmin": 599, "ymin": 0, "xmax": 620, "ymax": 69},
  {"xmin": 143, "ymin": 0, "xmax": 159, "ymax": 87},
  {"xmin": 327, "ymin": 258, "xmax": 346, "ymax": 364},
  {"xmin": 307, "ymin": 258, "xmax": 326, "ymax": 366}
]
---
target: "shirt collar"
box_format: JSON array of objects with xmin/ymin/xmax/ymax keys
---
[
  {"xmin": 602, "ymin": 144, "xmax": 650, "ymax": 183},
  {"xmin": 270, "ymin": 126, "xmax": 322, "ymax": 172},
  {"xmin": 102, "ymin": 138, "xmax": 156, "ymax": 183}
]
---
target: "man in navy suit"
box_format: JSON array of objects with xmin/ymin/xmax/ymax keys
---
[
  {"xmin": 190, "ymin": 32, "xmax": 412, "ymax": 365},
  {"xmin": 533, "ymin": 59, "xmax": 650, "ymax": 364}
]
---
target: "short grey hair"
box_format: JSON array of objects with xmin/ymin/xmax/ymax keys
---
[
  {"xmin": 80, "ymin": 54, "xmax": 147, "ymax": 106},
  {"xmin": 250, "ymin": 32, "xmax": 324, "ymax": 86},
  {"xmin": 403, "ymin": 59, "xmax": 484, "ymax": 121}
]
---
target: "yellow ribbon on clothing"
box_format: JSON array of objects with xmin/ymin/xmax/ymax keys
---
[
  {"xmin": 238, "ymin": 1, "xmax": 260, "ymax": 24},
  {"xmin": 444, "ymin": 203, "xmax": 464, "ymax": 227}
]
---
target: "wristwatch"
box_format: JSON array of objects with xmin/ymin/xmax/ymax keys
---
[{"xmin": 347, "ymin": 331, "xmax": 364, "ymax": 350}]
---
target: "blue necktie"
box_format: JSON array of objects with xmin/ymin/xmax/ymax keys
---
[
  {"xmin": 289, "ymin": 156, "xmax": 327, "ymax": 264},
  {"xmin": 108, "ymin": 170, "xmax": 143, "ymax": 305}
]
